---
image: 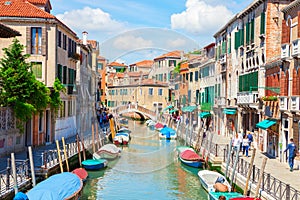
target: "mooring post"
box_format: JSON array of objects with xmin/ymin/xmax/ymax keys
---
[
  {"xmin": 11, "ymin": 153, "xmax": 18, "ymax": 194},
  {"xmin": 28, "ymin": 146, "xmax": 36, "ymax": 187}
]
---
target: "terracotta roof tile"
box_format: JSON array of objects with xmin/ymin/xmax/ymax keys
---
[
  {"xmin": 27, "ymin": 0, "xmax": 51, "ymax": 9},
  {"xmin": 127, "ymin": 71, "xmax": 142, "ymax": 77},
  {"xmin": 154, "ymin": 50, "xmax": 182, "ymax": 61},
  {"xmin": 87, "ymin": 40, "xmax": 97, "ymax": 49},
  {"xmin": 108, "ymin": 61, "xmax": 127, "ymax": 67},
  {"xmin": 0, "ymin": 0, "xmax": 55, "ymax": 19},
  {"xmin": 130, "ymin": 60, "xmax": 154, "ymax": 68},
  {"xmin": 116, "ymin": 73, "xmax": 124, "ymax": 78}
]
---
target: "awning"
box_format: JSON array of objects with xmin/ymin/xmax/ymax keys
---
[
  {"xmin": 223, "ymin": 108, "xmax": 237, "ymax": 115},
  {"xmin": 199, "ymin": 112, "xmax": 211, "ymax": 118},
  {"xmin": 182, "ymin": 106, "xmax": 197, "ymax": 112},
  {"xmin": 169, "ymin": 109, "xmax": 178, "ymax": 114},
  {"xmin": 163, "ymin": 105, "xmax": 173, "ymax": 111},
  {"xmin": 256, "ymin": 119, "xmax": 277, "ymax": 130}
]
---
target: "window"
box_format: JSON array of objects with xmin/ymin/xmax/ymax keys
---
[
  {"xmin": 63, "ymin": 34, "xmax": 67, "ymax": 50},
  {"xmin": 57, "ymin": 31, "xmax": 62, "ymax": 47},
  {"xmin": 38, "ymin": 112, "xmax": 43, "ymax": 132},
  {"xmin": 31, "ymin": 27, "xmax": 42, "ymax": 54},
  {"xmin": 190, "ymin": 72, "xmax": 193, "ymax": 82},
  {"xmin": 57, "ymin": 64, "xmax": 62, "ymax": 82},
  {"xmin": 98, "ymin": 63, "xmax": 103, "ymax": 70},
  {"xmin": 158, "ymin": 89, "xmax": 163, "ymax": 96},
  {"xmin": 195, "ymin": 71, "xmax": 198, "ymax": 81},
  {"xmin": 31, "ymin": 62, "xmax": 42, "ymax": 78},
  {"xmin": 149, "ymin": 88, "xmax": 153, "ymax": 96}
]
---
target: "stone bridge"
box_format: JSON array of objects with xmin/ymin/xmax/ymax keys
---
[{"xmin": 110, "ymin": 105, "xmax": 157, "ymax": 121}]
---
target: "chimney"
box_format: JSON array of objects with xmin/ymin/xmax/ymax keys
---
[{"xmin": 82, "ymin": 31, "xmax": 88, "ymax": 45}]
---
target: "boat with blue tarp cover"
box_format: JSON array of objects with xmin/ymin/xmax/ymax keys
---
[{"xmin": 14, "ymin": 172, "xmax": 83, "ymax": 200}]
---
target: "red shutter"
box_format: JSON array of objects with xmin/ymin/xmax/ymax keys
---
[{"xmin": 282, "ymin": 19, "xmax": 290, "ymax": 44}]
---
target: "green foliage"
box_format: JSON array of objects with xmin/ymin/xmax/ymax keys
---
[
  {"xmin": 50, "ymin": 78, "xmax": 65, "ymax": 117},
  {"xmin": 262, "ymin": 96, "xmax": 278, "ymax": 101},
  {"xmin": 173, "ymin": 64, "xmax": 180, "ymax": 74},
  {"xmin": 0, "ymin": 39, "xmax": 51, "ymax": 129}
]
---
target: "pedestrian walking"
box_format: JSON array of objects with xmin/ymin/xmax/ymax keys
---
[
  {"xmin": 242, "ymin": 135, "xmax": 249, "ymax": 157},
  {"xmin": 284, "ymin": 138, "xmax": 297, "ymax": 172},
  {"xmin": 232, "ymin": 132, "xmax": 241, "ymax": 155},
  {"xmin": 247, "ymin": 131, "xmax": 253, "ymax": 150}
]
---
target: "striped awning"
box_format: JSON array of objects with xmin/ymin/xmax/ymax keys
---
[
  {"xmin": 181, "ymin": 106, "xmax": 197, "ymax": 112},
  {"xmin": 223, "ymin": 108, "xmax": 237, "ymax": 115},
  {"xmin": 199, "ymin": 112, "xmax": 211, "ymax": 118}
]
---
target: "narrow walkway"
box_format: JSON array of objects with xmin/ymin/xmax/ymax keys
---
[{"xmin": 212, "ymin": 133, "xmax": 300, "ymax": 191}]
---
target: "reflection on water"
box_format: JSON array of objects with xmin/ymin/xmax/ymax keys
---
[{"xmin": 81, "ymin": 120, "xmax": 208, "ymax": 200}]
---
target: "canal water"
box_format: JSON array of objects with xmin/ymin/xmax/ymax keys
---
[{"xmin": 81, "ymin": 120, "xmax": 209, "ymax": 200}]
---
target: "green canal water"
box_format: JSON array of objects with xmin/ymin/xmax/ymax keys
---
[{"xmin": 81, "ymin": 120, "xmax": 209, "ymax": 200}]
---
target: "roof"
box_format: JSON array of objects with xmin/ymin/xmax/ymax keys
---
[
  {"xmin": 127, "ymin": 71, "xmax": 143, "ymax": 77},
  {"xmin": 154, "ymin": 50, "xmax": 182, "ymax": 61},
  {"xmin": 108, "ymin": 61, "xmax": 127, "ymax": 67},
  {"xmin": 133, "ymin": 79, "xmax": 168, "ymax": 87},
  {"xmin": 0, "ymin": 22, "xmax": 21, "ymax": 37},
  {"xmin": 0, "ymin": 0, "xmax": 55, "ymax": 19},
  {"xmin": 115, "ymin": 73, "xmax": 124, "ymax": 78},
  {"xmin": 27, "ymin": 0, "xmax": 52, "ymax": 10},
  {"xmin": 129, "ymin": 60, "xmax": 154, "ymax": 68}
]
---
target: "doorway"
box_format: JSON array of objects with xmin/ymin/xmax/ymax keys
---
[{"xmin": 25, "ymin": 119, "xmax": 32, "ymax": 146}]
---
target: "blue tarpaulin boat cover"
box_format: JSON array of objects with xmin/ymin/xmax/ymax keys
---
[
  {"xmin": 160, "ymin": 126, "xmax": 176, "ymax": 135},
  {"xmin": 26, "ymin": 172, "xmax": 82, "ymax": 200}
]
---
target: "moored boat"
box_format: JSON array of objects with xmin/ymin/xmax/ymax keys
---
[
  {"xmin": 82, "ymin": 159, "xmax": 108, "ymax": 170},
  {"xmin": 72, "ymin": 168, "xmax": 88, "ymax": 182},
  {"xmin": 113, "ymin": 132, "xmax": 130, "ymax": 145},
  {"xmin": 23, "ymin": 172, "xmax": 83, "ymax": 200},
  {"xmin": 230, "ymin": 198, "xmax": 261, "ymax": 200},
  {"xmin": 159, "ymin": 126, "xmax": 177, "ymax": 140},
  {"xmin": 93, "ymin": 144, "xmax": 121, "ymax": 160},
  {"xmin": 198, "ymin": 170, "xmax": 231, "ymax": 193},
  {"xmin": 209, "ymin": 191, "xmax": 243, "ymax": 200},
  {"xmin": 179, "ymin": 149, "xmax": 205, "ymax": 168}
]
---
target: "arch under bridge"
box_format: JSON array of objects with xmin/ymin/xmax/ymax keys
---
[{"xmin": 110, "ymin": 105, "xmax": 158, "ymax": 121}]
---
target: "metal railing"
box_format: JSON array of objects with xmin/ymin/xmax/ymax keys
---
[{"xmin": 0, "ymin": 159, "xmax": 30, "ymax": 198}]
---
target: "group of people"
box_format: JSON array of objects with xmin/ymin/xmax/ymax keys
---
[{"xmin": 232, "ymin": 129, "xmax": 253, "ymax": 157}]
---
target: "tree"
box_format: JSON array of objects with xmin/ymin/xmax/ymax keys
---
[{"xmin": 0, "ymin": 39, "xmax": 51, "ymax": 129}]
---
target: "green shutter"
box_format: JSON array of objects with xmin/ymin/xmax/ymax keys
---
[
  {"xmin": 57, "ymin": 64, "xmax": 62, "ymax": 82},
  {"xmin": 222, "ymin": 41, "xmax": 226, "ymax": 54},
  {"xmin": 246, "ymin": 22, "xmax": 250, "ymax": 44},
  {"xmin": 251, "ymin": 19, "xmax": 255, "ymax": 43},
  {"xmin": 228, "ymin": 38, "xmax": 231, "ymax": 54},
  {"xmin": 235, "ymin": 32, "xmax": 240, "ymax": 50},
  {"xmin": 260, "ymin": 12, "xmax": 265, "ymax": 35},
  {"xmin": 240, "ymin": 29, "xmax": 244, "ymax": 46}
]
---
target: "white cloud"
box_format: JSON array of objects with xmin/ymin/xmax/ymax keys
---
[
  {"xmin": 171, "ymin": 0, "xmax": 233, "ymax": 35},
  {"xmin": 56, "ymin": 7, "xmax": 125, "ymax": 34},
  {"xmin": 166, "ymin": 38, "xmax": 187, "ymax": 48},
  {"xmin": 112, "ymin": 35, "xmax": 154, "ymax": 51}
]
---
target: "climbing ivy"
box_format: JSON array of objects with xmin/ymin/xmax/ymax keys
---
[
  {"xmin": 50, "ymin": 78, "xmax": 66, "ymax": 118},
  {"xmin": 0, "ymin": 39, "xmax": 59, "ymax": 130}
]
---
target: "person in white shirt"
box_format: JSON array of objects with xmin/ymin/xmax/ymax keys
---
[
  {"xmin": 232, "ymin": 132, "xmax": 241, "ymax": 153},
  {"xmin": 242, "ymin": 135, "xmax": 249, "ymax": 157}
]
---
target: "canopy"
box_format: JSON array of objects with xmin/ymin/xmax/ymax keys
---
[
  {"xmin": 163, "ymin": 105, "xmax": 173, "ymax": 111},
  {"xmin": 27, "ymin": 172, "xmax": 82, "ymax": 200},
  {"xmin": 169, "ymin": 108, "xmax": 178, "ymax": 114},
  {"xmin": 160, "ymin": 126, "xmax": 176, "ymax": 135},
  {"xmin": 180, "ymin": 149, "xmax": 202, "ymax": 161},
  {"xmin": 199, "ymin": 112, "xmax": 211, "ymax": 118},
  {"xmin": 223, "ymin": 108, "xmax": 237, "ymax": 115},
  {"xmin": 256, "ymin": 119, "xmax": 276, "ymax": 130},
  {"xmin": 182, "ymin": 106, "xmax": 197, "ymax": 112}
]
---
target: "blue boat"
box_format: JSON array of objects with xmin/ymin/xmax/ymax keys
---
[
  {"xmin": 179, "ymin": 149, "xmax": 205, "ymax": 168},
  {"xmin": 14, "ymin": 172, "xmax": 83, "ymax": 200},
  {"xmin": 159, "ymin": 126, "xmax": 177, "ymax": 139},
  {"xmin": 82, "ymin": 159, "xmax": 108, "ymax": 170}
]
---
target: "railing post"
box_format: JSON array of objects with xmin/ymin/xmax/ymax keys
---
[
  {"xmin": 43, "ymin": 151, "xmax": 47, "ymax": 169},
  {"xmin": 265, "ymin": 173, "xmax": 270, "ymax": 192},
  {"xmin": 252, "ymin": 165, "xmax": 255, "ymax": 182},
  {"xmin": 286, "ymin": 184, "xmax": 290, "ymax": 200},
  {"xmin": 215, "ymin": 144, "xmax": 218, "ymax": 157},
  {"xmin": 6, "ymin": 166, "xmax": 10, "ymax": 191}
]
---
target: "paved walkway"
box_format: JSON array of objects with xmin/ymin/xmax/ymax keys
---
[{"xmin": 212, "ymin": 133, "xmax": 300, "ymax": 191}]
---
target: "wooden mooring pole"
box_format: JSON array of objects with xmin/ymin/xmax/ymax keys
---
[
  {"xmin": 28, "ymin": 146, "xmax": 36, "ymax": 186},
  {"xmin": 56, "ymin": 140, "xmax": 64, "ymax": 173},
  {"xmin": 76, "ymin": 134, "xmax": 82, "ymax": 167},
  {"xmin": 255, "ymin": 157, "xmax": 268, "ymax": 197},
  {"xmin": 62, "ymin": 137, "xmax": 69, "ymax": 172},
  {"xmin": 244, "ymin": 148, "xmax": 256, "ymax": 196}
]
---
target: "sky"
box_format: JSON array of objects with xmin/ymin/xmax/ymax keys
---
[{"xmin": 51, "ymin": 0, "xmax": 253, "ymax": 64}]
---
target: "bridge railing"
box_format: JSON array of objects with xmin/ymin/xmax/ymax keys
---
[{"xmin": 111, "ymin": 105, "xmax": 157, "ymax": 120}]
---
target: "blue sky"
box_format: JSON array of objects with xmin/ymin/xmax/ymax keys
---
[{"xmin": 51, "ymin": 0, "xmax": 252, "ymax": 64}]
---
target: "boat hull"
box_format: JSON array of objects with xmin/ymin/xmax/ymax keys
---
[
  {"xmin": 198, "ymin": 170, "xmax": 231, "ymax": 192},
  {"xmin": 82, "ymin": 159, "xmax": 108, "ymax": 171},
  {"xmin": 179, "ymin": 156, "xmax": 204, "ymax": 168},
  {"xmin": 209, "ymin": 192, "xmax": 243, "ymax": 200}
]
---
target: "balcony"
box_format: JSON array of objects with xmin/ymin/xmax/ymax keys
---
[
  {"xmin": 214, "ymin": 97, "xmax": 226, "ymax": 107},
  {"xmin": 292, "ymin": 39, "xmax": 300, "ymax": 58},
  {"xmin": 220, "ymin": 55, "xmax": 226, "ymax": 64},
  {"xmin": 290, "ymin": 96, "xmax": 300, "ymax": 111},
  {"xmin": 220, "ymin": 65, "xmax": 227, "ymax": 73},
  {"xmin": 237, "ymin": 91, "xmax": 259, "ymax": 104},
  {"xmin": 279, "ymin": 96, "xmax": 288, "ymax": 110},
  {"xmin": 281, "ymin": 44, "xmax": 290, "ymax": 60}
]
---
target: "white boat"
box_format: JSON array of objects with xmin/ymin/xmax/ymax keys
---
[
  {"xmin": 93, "ymin": 144, "xmax": 121, "ymax": 160},
  {"xmin": 198, "ymin": 170, "xmax": 231, "ymax": 193},
  {"xmin": 113, "ymin": 132, "xmax": 130, "ymax": 145}
]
